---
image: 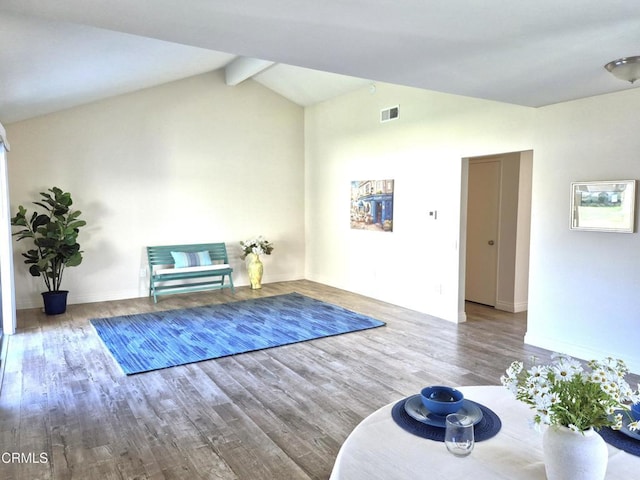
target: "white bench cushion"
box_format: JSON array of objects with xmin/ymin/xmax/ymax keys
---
[{"xmin": 155, "ymin": 264, "xmax": 232, "ymax": 275}]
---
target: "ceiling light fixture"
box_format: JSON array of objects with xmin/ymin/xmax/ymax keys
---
[{"xmin": 604, "ymin": 56, "xmax": 640, "ymax": 84}]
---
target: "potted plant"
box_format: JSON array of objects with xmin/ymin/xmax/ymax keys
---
[{"xmin": 10, "ymin": 187, "xmax": 86, "ymax": 315}]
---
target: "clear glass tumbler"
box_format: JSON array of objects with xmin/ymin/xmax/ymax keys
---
[{"xmin": 444, "ymin": 413, "xmax": 475, "ymax": 457}]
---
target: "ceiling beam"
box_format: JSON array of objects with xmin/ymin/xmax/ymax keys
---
[{"xmin": 225, "ymin": 57, "xmax": 275, "ymax": 86}]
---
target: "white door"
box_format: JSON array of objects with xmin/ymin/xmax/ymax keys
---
[{"xmin": 465, "ymin": 159, "xmax": 500, "ymax": 306}]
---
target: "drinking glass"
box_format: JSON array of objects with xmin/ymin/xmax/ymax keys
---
[{"xmin": 445, "ymin": 413, "xmax": 474, "ymax": 457}]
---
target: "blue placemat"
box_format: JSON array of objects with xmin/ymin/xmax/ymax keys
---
[
  {"xmin": 391, "ymin": 396, "xmax": 502, "ymax": 442},
  {"xmin": 599, "ymin": 427, "xmax": 640, "ymax": 457}
]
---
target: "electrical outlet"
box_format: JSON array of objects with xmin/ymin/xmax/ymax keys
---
[{"xmin": 139, "ymin": 268, "xmax": 147, "ymax": 278}]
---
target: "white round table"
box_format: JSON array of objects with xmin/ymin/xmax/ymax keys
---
[{"xmin": 330, "ymin": 386, "xmax": 640, "ymax": 479}]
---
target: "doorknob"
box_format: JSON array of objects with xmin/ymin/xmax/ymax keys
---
[{"xmin": 488, "ymin": 240, "xmax": 495, "ymax": 245}]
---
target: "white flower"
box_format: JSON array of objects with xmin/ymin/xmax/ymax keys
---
[
  {"xmin": 612, "ymin": 413, "xmax": 623, "ymax": 430},
  {"xmin": 502, "ymin": 353, "xmax": 638, "ymax": 431},
  {"xmin": 590, "ymin": 369, "xmax": 607, "ymax": 384},
  {"xmin": 240, "ymin": 235, "xmax": 274, "ymax": 259},
  {"xmin": 547, "ymin": 392, "xmax": 561, "ymax": 405},
  {"xmin": 533, "ymin": 392, "xmax": 552, "ymax": 410},
  {"xmin": 528, "ymin": 383, "xmax": 550, "ymax": 399},
  {"xmin": 551, "ymin": 363, "xmax": 579, "ymax": 382},
  {"xmin": 500, "ymin": 375, "xmax": 519, "ymax": 394},
  {"xmin": 535, "ymin": 409, "xmax": 552, "ymax": 425},
  {"xmin": 551, "ymin": 356, "xmax": 582, "ymax": 381},
  {"xmin": 528, "ymin": 365, "xmax": 547, "ymax": 380}
]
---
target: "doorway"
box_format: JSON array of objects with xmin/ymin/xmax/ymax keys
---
[{"xmin": 461, "ymin": 151, "xmax": 532, "ymax": 316}]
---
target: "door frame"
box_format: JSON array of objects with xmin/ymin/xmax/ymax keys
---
[
  {"xmin": 458, "ymin": 150, "xmax": 532, "ymax": 322},
  {"xmin": 0, "ymin": 126, "xmax": 16, "ymax": 336}
]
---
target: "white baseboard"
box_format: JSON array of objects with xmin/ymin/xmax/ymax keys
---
[
  {"xmin": 524, "ymin": 331, "xmax": 640, "ymax": 374},
  {"xmin": 495, "ymin": 300, "xmax": 528, "ymax": 313}
]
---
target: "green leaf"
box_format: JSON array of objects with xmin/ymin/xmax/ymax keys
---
[
  {"xmin": 28, "ymin": 265, "xmax": 42, "ymax": 277},
  {"xmin": 10, "ymin": 206, "xmax": 28, "ymax": 227},
  {"xmin": 32, "ymin": 214, "xmax": 49, "ymax": 229},
  {"xmin": 67, "ymin": 220, "xmax": 86, "ymax": 230},
  {"xmin": 65, "ymin": 252, "xmax": 83, "ymax": 267},
  {"xmin": 68, "ymin": 210, "xmax": 82, "ymax": 221}
]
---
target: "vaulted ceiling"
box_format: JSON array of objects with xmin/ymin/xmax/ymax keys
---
[{"xmin": 1, "ymin": 0, "xmax": 639, "ymax": 124}]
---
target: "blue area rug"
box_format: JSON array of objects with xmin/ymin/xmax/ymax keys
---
[{"xmin": 90, "ymin": 292, "xmax": 385, "ymax": 375}]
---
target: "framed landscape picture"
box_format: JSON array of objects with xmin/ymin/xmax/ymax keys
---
[{"xmin": 570, "ymin": 180, "xmax": 636, "ymax": 233}]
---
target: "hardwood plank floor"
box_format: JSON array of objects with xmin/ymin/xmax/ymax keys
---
[{"xmin": 0, "ymin": 280, "xmax": 596, "ymax": 479}]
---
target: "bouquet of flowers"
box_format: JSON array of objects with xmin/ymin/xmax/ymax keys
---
[
  {"xmin": 501, "ymin": 353, "xmax": 640, "ymax": 432},
  {"xmin": 240, "ymin": 235, "xmax": 274, "ymax": 259}
]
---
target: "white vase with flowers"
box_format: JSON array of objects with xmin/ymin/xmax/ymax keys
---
[{"xmin": 501, "ymin": 353, "xmax": 640, "ymax": 480}]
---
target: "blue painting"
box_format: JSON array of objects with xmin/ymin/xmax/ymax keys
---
[{"xmin": 350, "ymin": 179, "xmax": 394, "ymax": 232}]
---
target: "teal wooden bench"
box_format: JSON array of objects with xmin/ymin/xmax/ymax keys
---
[{"xmin": 147, "ymin": 243, "xmax": 235, "ymax": 303}]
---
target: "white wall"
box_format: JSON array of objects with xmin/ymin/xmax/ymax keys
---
[
  {"xmin": 306, "ymin": 81, "xmax": 640, "ymax": 371},
  {"xmin": 7, "ymin": 71, "xmax": 305, "ymax": 308},
  {"xmin": 304, "ymin": 82, "xmax": 535, "ymax": 322},
  {"xmin": 526, "ymin": 88, "xmax": 640, "ymax": 371},
  {"xmin": 515, "ymin": 151, "xmax": 532, "ymax": 311}
]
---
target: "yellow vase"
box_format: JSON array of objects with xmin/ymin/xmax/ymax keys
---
[{"xmin": 247, "ymin": 253, "xmax": 264, "ymax": 289}]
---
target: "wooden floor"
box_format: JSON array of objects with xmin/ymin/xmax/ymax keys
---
[{"xmin": 0, "ymin": 280, "xmax": 556, "ymax": 480}]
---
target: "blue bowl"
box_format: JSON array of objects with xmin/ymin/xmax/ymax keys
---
[
  {"xmin": 631, "ymin": 403, "xmax": 640, "ymax": 421},
  {"xmin": 420, "ymin": 386, "xmax": 464, "ymax": 416}
]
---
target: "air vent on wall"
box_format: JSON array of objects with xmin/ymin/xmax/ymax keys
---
[{"xmin": 380, "ymin": 105, "xmax": 399, "ymax": 123}]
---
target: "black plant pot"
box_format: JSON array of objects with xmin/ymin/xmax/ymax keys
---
[{"xmin": 42, "ymin": 290, "xmax": 69, "ymax": 315}]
